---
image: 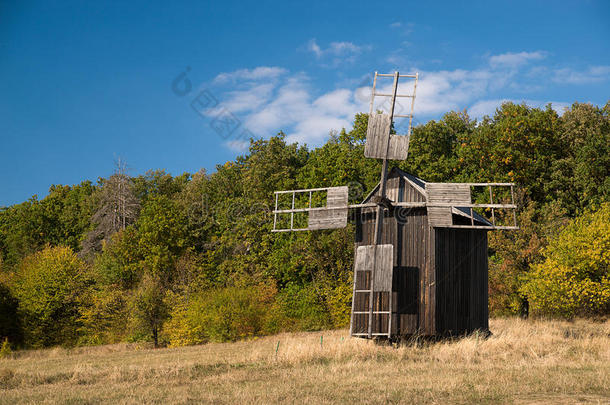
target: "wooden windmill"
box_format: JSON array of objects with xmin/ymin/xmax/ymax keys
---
[{"xmin": 272, "ymin": 72, "xmax": 518, "ymax": 340}]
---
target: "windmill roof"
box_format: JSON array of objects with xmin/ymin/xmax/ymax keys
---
[{"xmin": 362, "ymin": 167, "xmax": 493, "ymax": 227}]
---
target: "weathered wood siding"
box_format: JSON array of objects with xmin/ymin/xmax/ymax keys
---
[
  {"xmin": 434, "ymin": 228, "xmax": 489, "ymax": 335},
  {"xmin": 353, "ymin": 169, "xmax": 491, "ymax": 338},
  {"xmin": 355, "ymin": 171, "xmax": 431, "ymax": 335}
]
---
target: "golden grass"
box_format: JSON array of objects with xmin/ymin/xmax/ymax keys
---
[{"xmin": 1, "ymin": 318, "xmax": 609, "ymax": 404}]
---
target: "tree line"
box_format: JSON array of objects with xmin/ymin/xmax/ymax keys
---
[{"xmin": 0, "ymin": 101, "xmax": 608, "ymax": 349}]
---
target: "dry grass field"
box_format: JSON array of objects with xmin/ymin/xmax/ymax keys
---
[{"xmin": 1, "ymin": 318, "xmax": 609, "ymax": 404}]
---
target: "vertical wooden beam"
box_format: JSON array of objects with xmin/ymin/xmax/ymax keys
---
[
  {"xmin": 406, "ymin": 72, "xmax": 418, "ymax": 155},
  {"xmin": 428, "ymin": 226, "xmax": 436, "ymax": 335},
  {"xmin": 368, "ymin": 72, "xmax": 378, "ymax": 116},
  {"xmin": 273, "ymin": 193, "xmax": 278, "ymax": 231},
  {"xmin": 510, "ymin": 185, "xmax": 517, "ymax": 228},
  {"xmin": 349, "ymin": 245, "xmax": 358, "ymax": 336},
  {"xmin": 369, "ymin": 72, "xmax": 399, "ymax": 339},
  {"xmin": 290, "ymin": 191, "xmax": 295, "ymax": 230},
  {"xmin": 489, "ymin": 186, "xmax": 495, "ymax": 227}
]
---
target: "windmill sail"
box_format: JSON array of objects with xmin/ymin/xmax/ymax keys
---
[
  {"xmin": 272, "ymin": 186, "xmax": 349, "ymax": 232},
  {"xmin": 364, "ymin": 72, "xmax": 418, "ymax": 161}
]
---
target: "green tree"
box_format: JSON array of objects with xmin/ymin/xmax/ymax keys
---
[
  {"xmin": 402, "ymin": 111, "xmax": 472, "ymax": 181},
  {"xmin": 137, "ymin": 195, "xmax": 189, "ymax": 282},
  {"xmin": 458, "ymin": 103, "xmax": 561, "ymax": 202},
  {"xmin": 548, "ymin": 102, "xmax": 610, "ymax": 215},
  {"xmin": 0, "ymin": 182, "xmax": 95, "ymax": 268}
]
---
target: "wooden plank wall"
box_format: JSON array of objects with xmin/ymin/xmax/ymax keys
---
[
  {"xmin": 354, "ymin": 173, "xmax": 431, "ymax": 336},
  {"xmin": 434, "ymin": 228, "xmax": 489, "ymax": 335}
]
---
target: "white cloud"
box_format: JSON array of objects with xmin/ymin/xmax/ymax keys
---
[
  {"xmin": 213, "ymin": 66, "xmax": 287, "ymax": 83},
  {"xmin": 389, "ymin": 21, "xmax": 414, "ymax": 36},
  {"xmin": 489, "ymin": 51, "xmax": 546, "ymax": 68},
  {"xmin": 208, "ymin": 51, "xmax": 601, "ymax": 149},
  {"xmin": 552, "ymin": 65, "xmax": 610, "ymax": 84},
  {"xmin": 219, "ymin": 83, "xmax": 275, "ymax": 113},
  {"xmin": 307, "ymin": 40, "xmax": 322, "ymax": 58},
  {"xmin": 307, "ymin": 39, "xmax": 365, "ymax": 58},
  {"xmin": 208, "ymin": 69, "xmax": 367, "ymax": 147},
  {"xmin": 306, "ymin": 39, "xmax": 370, "ymax": 66}
]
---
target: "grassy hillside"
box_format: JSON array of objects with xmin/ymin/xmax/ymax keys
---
[{"xmin": 1, "ymin": 318, "xmax": 608, "ymax": 404}]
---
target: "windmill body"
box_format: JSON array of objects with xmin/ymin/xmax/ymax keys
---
[{"xmin": 273, "ymin": 72, "xmax": 517, "ymax": 340}]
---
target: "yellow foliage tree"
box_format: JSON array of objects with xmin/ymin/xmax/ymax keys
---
[
  {"xmin": 520, "ymin": 203, "xmax": 610, "ymax": 317},
  {"xmin": 14, "ymin": 246, "xmax": 87, "ymax": 347}
]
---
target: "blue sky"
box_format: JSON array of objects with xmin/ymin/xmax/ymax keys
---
[{"xmin": 1, "ymin": 0, "xmax": 609, "ymax": 206}]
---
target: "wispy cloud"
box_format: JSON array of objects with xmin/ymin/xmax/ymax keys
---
[
  {"xmin": 213, "ymin": 66, "xmax": 287, "ymax": 83},
  {"xmin": 306, "ymin": 39, "xmax": 371, "ymax": 66},
  {"xmin": 389, "ymin": 21, "xmax": 415, "ymax": 36},
  {"xmin": 208, "ymin": 49, "xmax": 606, "ymax": 149},
  {"xmin": 552, "ymin": 65, "xmax": 610, "ymax": 84},
  {"xmin": 489, "ymin": 51, "xmax": 546, "ymax": 68},
  {"xmin": 207, "ymin": 69, "xmax": 368, "ymax": 147}
]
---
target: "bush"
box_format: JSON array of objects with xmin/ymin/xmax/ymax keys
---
[
  {"xmin": 322, "ymin": 281, "xmax": 352, "ymax": 328},
  {"xmin": 165, "ymin": 283, "xmax": 276, "ymax": 346},
  {"xmin": 78, "ymin": 287, "xmax": 130, "ymax": 346},
  {"xmin": 275, "ymin": 283, "xmax": 331, "ymax": 331},
  {"xmin": 13, "ymin": 246, "xmax": 87, "ymax": 347},
  {"xmin": 0, "ymin": 338, "xmax": 12, "ymax": 359},
  {"xmin": 520, "ymin": 203, "xmax": 610, "ymax": 317}
]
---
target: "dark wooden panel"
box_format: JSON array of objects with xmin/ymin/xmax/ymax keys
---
[{"xmin": 434, "ymin": 228, "xmax": 489, "ymax": 336}]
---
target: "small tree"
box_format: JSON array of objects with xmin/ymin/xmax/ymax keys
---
[
  {"xmin": 13, "ymin": 246, "xmax": 87, "ymax": 347},
  {"xmin": 130, "ymin": 274, "xmax": 168, "ymax": 347}
]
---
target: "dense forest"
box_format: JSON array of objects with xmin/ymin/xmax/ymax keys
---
[{"xmin": 0, "ymin": 101, "xmax": 609, "ymax": 349}]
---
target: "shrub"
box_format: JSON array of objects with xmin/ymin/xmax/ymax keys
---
[
  {"xmin": 322, "ymin": 281, "xmax": 352, "ymax": 328},
  {"xmin": 520, "ymin": 203, "xmax": 610, "ymax": 317},
  {"xmin": 165, "ymin": 283, "xmax": 276, "ymax": 346},
  {"xmin": 78, "ymin": 287, "xmax": 130, "ymax": 346},
  {"xmin": 0, "ymin": 338, "xmax": 12, "ymax": 359},
  {"xmin": 275, "ymin": 283, "xmax": 331, "ymax": 331}
]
